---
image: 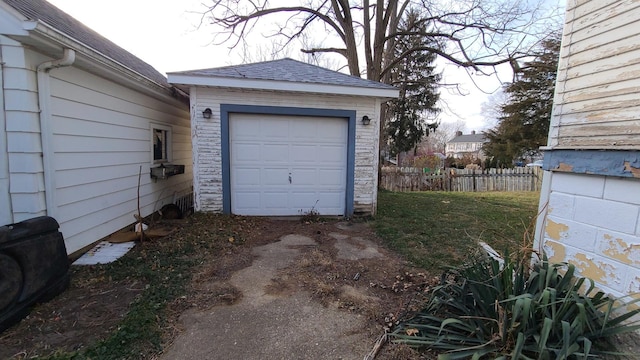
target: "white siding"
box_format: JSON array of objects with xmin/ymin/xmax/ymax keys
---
[
  {"xmin": 192, "ymin": 87, "xmax": 379, "ymax": 215},
  {"xmin": 0, "ymin": 36, "xmax": 46, "ymax": 223},
  {"xmin": 549, "ymin": 0, "xmax": 640, "ymax": 148},
  {"xmin": 47, "ymin": 65, "xmax": 191, "ymax": 253}
]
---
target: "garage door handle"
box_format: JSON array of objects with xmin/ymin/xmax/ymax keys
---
[{"xmin": 288, "ymin": 173, "xmax": 292, "ymax": 184}]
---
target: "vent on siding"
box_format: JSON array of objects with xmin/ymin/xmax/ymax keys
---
[{"xmin": 173, "ymin": 190, "xmax": 194, "ymax": 216}]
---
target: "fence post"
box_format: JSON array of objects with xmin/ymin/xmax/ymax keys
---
[{"xmin": 472, "ymin": 169, "xmax": 476, "ymax": 192}]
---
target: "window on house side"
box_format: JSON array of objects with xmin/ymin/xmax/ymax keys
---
[{"xmin": 151, "ymin": 125, "xmax": 171, "ymax": 164}]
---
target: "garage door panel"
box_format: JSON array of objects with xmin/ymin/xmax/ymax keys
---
[
  {"xmin": 317, "ymin": 169, "xmax": 344, "ymax": 186},
  {"xmin": 319, "ymin": 145, "xmax": 347, "ymax": 163},
  {"xmin": 290, "ymin": 120, "xmax": 318, "ymax": 138},
  {"xmin": 233, "ymin": 143, "xmax": 261, "ymax": 161},
  {"xmin": 230, "ymin": 113, "xmax": 347, "ymax": 216},
  {"xmin": 290, "ymin": 191, "xmax": 321, "ymax": 208},
  {"xmin": 263, "ymin": 168, "xmax": 289, "ymax": 185},
  {"xmin": 234, "ymin": 168, "xmax": 261, "ymax": 185},
  {"xmin": 290, "ymin": 145, "xmax": 317, "ymax": 162},
  {"xmin": 263, "ymin": 192, "xmax": 289, "ymax": 209},
  {"xmin": 291, "ymin": 191, "xmax": 343, "ymax": 210},
  {"xmin": 290, "ymin": 168, "xmax": 317, "ymax": 185},
  {"xmin": 262, "ymin": 144, "xmax": 289, "ymax": 162},
  {"xmin": 317, "ymin": 192, "xmax": 344, "ymax": 209},
  {"xmin": 232, "ymin": 117, "xmax": 261, "ymax": 138},
  {"xmin": 261, "ymin": 119, "xmax": 289, "ymax": 138},
  {"xmin": 317, "ymin": 119, "xmax": 347, "ymax": 141},
  {"xmin": 234, "ymin": 192, "xmax": 262, "ymax": 211}
]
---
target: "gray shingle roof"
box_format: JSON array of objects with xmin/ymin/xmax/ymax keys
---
[
  {"xmin": 4, "ymin": 0, "xmax": 169, "ymax": 87},
  {"xmin": 169, "ymin": 58, "xmax": 397, "ymax": 90},
  {"xmin": 449, "ymin": 133, "xmax": 487, "ymax": 143}
]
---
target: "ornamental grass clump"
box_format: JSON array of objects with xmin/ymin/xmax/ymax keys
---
[{"xmin": 390, "ymin": 252, "xmax": 640, "ymax": 359}]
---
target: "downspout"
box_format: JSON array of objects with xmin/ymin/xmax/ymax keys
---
[
  {"xmin": 0, "ymin": 45, "xmax": 13, "ymax": 224},
  {"xmin": 36, "ymin": 48, "xmax": 75, "ymax": 218}
]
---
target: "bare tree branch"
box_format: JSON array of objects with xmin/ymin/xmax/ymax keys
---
[{"xmin": 301, "ymin": 47, "xmax": 348, "ymax": 57}]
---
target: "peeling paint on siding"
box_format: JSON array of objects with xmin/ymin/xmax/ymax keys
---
[
  {"xmin": 573, "ymin": 253, "xmax": 612, "ymax": 284},
  {"xmin": 623, "ymin": 161, "xmax": 640, "ymax": 178},
  {"xmin": 602, "ymin": 234, "xmax": 640, "ymax": 265},
  {"xmin": 546, "ymin": 218, "xmax": 569, "ymax": 241},
  {"xmin": 546, "ymin": 240, "xmax": 566, "ymax": 263},
  {"xmin": 543, "ymin": 150, "xmax": 640, "ymax": 178},
  {"xmin": 556, "ymin": 163, "xmax": 574, "ymax": 172}
]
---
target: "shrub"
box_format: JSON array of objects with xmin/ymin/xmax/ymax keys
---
[{"xmin": 390, "ymin": 252, "xmax": 640, "ymax": 359}]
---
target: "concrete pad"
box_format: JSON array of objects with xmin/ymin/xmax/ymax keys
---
[
  {"xmin": 164, "ymin": 293, "xmax": 369, "ymax": 360},
  {"xmin": 161, "ymin": 233, "xmax": 373, "ymax": 360},
  {"xmin": 329, "ymin": 232, "xmax": 349, "ymax": 240},
  {"xmin": 334, "ymin": 237, "xmax": 383, "ymax": 261}
]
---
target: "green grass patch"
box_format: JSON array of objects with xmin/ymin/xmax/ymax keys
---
[{"xmin": 374, "ymin": 191, "xmax": 540, "ymax": 272}]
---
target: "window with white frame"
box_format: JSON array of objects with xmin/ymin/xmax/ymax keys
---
[{"xmin": 151, "ymin": 124, "xmax": 172, "ymax": 164}]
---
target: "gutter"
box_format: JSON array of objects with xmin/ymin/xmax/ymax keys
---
[
  {"xmin": 18, "ymin": 20, "xmax": 187, "ymax": 105},
  {"xmin": 36, "ymin": 48, "xmax": 75, "ymax": 218}
]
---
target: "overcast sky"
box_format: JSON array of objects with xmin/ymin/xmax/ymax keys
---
[{"xmin": 46, "ymin": 0, "xmax": 562, "ymax": 132}]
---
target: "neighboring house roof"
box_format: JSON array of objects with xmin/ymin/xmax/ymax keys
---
[
  {"xmin": 4, "ymin": 0, "xmax": 169, "ymax": 88},
  {"xmin": 448, "ymin": 133, "xmax": 487, "ymax": 143},
  {"xmin": 168, "ymin": 58, "xmax": 399, "ymax": 98}
]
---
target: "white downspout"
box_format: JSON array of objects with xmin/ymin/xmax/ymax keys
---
[
  {"xmin": 37, "ymin": 48, "xmax": 75, "ymax": 218},
  {"xmin": 0, "ymin": 44, "xmax": 13, "ymax": 224}
]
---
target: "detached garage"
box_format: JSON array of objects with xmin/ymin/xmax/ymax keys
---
[{"xmin": 168, "ymin": 58, "xmax": 398, "ymax": 217}]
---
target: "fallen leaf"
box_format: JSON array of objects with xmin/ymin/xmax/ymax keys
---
[
  {"xmin": 406, "ymin": 328, "xmax": 419, "ymax": 336},
  {"xmin": 228, "ymin": 237, "xmax": 234, "ymax": 243}
]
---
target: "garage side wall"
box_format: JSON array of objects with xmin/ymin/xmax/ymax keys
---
[{"xmin": 192, "ymin": 87, "xmax": 379, "ymax": 215}]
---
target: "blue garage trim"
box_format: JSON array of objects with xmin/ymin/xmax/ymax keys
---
[
  {"xmin": 543, "ymin": 149, "xmax": 640, "ymax": 178},
  {"xmin": 220, "ymin": 104, "xmax": 356, "ymax": 216}
]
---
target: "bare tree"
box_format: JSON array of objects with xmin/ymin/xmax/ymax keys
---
[
  {"xmin": 480, "ymin": 87, "xmax": 507, "ymax": 128},
  {"xmin": 238, "ymin": 38, "xmax": 293, "ymax": 63},
  {"xmin": 203, "ymin": 0, "xmax": 558, "ymax": 82},
  {"xmin": 418, "ymin": 119, "xmax": 466, "ymax": 154}
]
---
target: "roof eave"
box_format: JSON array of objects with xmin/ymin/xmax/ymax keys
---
[
  {"xmin": 167, "ymin": 74, "xmax": 399, "ymax": 99},
  {"xmin": 9, "ymin": 19, "xmax": 187, "ymax": 105}
]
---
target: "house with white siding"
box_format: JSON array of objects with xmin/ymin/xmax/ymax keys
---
[
  {"xmin": 0, "ymin": 0, "xmax": 192, "ymax": 254},
  {"xmin": 445, "ymin": 130, "xmax": 488, "ymax": 160},
  {"xmin": 168, "ymin": 59, "xmax": 398, "ymax": 217},
  {"xmin": 535, "ymin": 0, "xmax": 640, "ymax": 299}
]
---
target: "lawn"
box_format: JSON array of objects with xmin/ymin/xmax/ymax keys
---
[{"xmin": 374, "ymin": 191, "xmax": 540, "ymax": 272}]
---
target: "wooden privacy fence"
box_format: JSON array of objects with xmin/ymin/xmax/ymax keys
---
[{"xmin": 380, "ymin": 166, "xmax": 543, "ymax": 192}]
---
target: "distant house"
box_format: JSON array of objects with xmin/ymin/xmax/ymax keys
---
[
  {"xmin": 168, "ymin": 59, "xmax": 398, "ymax": 216},
  {"xmin": 0, "ymin": 0, "xmax": 192, "ymax": 254},
  {"xmin": 534, "ymin": 0, "xmax": 640, "ymax": 299},
  {"xmin": 445, "ymin": 131, "xmax": 488, "ymax": 160}
]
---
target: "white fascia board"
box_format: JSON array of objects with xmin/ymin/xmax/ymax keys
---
[{"xmin": 167, "ymin": 74, "xmax": 399, "ymax": 99}]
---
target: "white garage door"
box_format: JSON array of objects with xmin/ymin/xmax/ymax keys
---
[{"xmin": 230, "ymin": 113, "xmax": 348, "ymax": 216}]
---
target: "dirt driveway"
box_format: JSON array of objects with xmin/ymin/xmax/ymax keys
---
[{"xmin": 0, "ymin": 217, "xmax": 435, "ymax": 359}]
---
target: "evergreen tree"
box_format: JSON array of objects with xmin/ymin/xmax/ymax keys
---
[
  {"xmin": 483, "ymin": 35, "xmax": 561, "ymax": 164},
  {"xmin": 386, "ymin": 10, "xmax": 441, "ymax": 155}
]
